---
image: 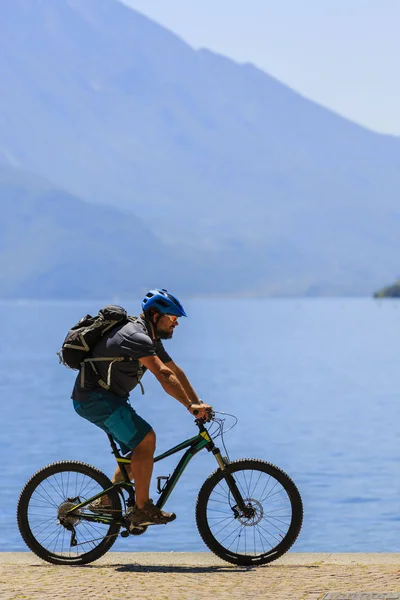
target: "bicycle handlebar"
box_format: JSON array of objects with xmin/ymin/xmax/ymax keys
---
[{"xmin": 193, "ymin": 407, "xmax": 215, "ymax": 423}]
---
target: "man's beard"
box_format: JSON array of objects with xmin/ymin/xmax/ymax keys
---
[{"xmin": 155, "ymin": 327, "xmax": 174, "ymax": 340}]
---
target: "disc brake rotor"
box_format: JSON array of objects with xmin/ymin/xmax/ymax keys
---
[{"xmin": 236, "ymin": 498, "xmax": 263, "ymax": 526}]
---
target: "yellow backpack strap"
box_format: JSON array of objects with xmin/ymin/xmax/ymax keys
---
[{"xmin": 81, "ymin": 356, "xmax": 123, "ymax": 390}]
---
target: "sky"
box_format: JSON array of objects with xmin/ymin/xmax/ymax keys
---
[{"xmin": 122, "ymin": 0, "xmax": 400, "ymax": 136}]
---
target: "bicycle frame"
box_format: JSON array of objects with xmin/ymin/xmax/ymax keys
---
[{"xmin": 67, "ymin": 419, "xmax": 247, "ymax": 525}]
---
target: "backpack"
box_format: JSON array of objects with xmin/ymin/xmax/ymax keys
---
[
  {"xmin": 57, "ymin": 305, "xmax": 128, "ymax": 369},
  {"xmin": 57, "ymin": 305, "xmax": 145, "ymax": 393}
]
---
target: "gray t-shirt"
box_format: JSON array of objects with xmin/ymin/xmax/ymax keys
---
[{"xmin": 71, "ymin": 316, "xmax": 172, "ymax": 401}]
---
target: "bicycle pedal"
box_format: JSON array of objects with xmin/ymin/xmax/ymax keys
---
[{"xmin": 129, "ymin": 525, "xmax": 148, "ymax": 536}]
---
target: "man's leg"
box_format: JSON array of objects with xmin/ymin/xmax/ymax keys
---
[
  {"xmin": 110, "ymin": 428, "xmax": 175, "ymax": 524},
  {"xmin": 111, "ymin": 430, "xmax": 156, "ymax": 508},
  {"xmin": 109, "ymin": 427, "xmax": 175, "ymax": 525}
]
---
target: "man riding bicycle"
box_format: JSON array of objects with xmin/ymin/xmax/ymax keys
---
[{"xmin": 72, "ymin": 288, "xmax": 212, "ymax": 527}]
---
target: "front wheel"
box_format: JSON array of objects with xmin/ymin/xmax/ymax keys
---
[
  {"xmin": 196, "ymin": 459, "xmax": 303, "ymax": 566},
  {"xmin": 17, "ymin": 461, "xmax": 122, "ymax": 565}
]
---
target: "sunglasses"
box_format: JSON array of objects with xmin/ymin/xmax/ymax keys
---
[{"xmin": 164, "ymin": 314, "xmax": 179, "ymax": 323}]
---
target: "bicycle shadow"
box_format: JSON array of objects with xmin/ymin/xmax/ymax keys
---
[
  {"xmin": 28, "ymin": 563, "xmax": 318, "ymax": 573},
  {"xmin": 104, "ymin": 564, "xmax": 319, "ymax": 574},
  {"xmin": 84, "ymin": 564, "xmax": 254, "ymax": 573}
]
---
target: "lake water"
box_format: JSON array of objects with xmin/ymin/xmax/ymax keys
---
[{"xmin": 1, "ymin": 298, "xmax": 399, "ymax": 553}]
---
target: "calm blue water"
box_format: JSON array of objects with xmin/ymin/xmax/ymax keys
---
[{"xmin": 1, "ymin": 298, "xmax": 399, "ymax": 553}]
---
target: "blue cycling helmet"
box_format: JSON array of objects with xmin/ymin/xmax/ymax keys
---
[{"xmin": 141, "ymin": 289, "xmax": 187, "ymax": 317}]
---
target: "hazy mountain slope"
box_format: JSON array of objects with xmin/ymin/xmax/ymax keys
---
[
  {"xmin": 0, "ymin": 163, "xmax": 264, "ymax": 298},
  {"xmin": 0, "ymin": 164, "xmax": 186, "ymax": 298},
  {"xmin": 0, "ymin": 0, "xmax": 399, "ymax": 296}
]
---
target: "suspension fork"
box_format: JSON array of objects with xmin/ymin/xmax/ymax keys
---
[
  {"xmin": 198, "ymin": 422, "xmax": 249, "ymax": 515},
  {"xmin": 212, "ymin": 447, "xmax": 248, "ymax": 513}
]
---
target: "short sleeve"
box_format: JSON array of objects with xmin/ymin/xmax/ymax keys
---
[
  {"xmin": 155, "ymin": 340, "xmax": 172, "ymax": 364},
  {"xmin": 118, "ymin": 332, "xmax": 157, "ymax": 359}
]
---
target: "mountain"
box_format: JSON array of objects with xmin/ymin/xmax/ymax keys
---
[
  {"xmin": 0, "ymin": 163, "xmax": 180, "ymax": 298},
  {"xmin": 1, "ymin": 0, "xmax": 400, "ymax": 296},
  {"xmin": 0, "ymin": 163, "xmax": 258, "ymax": 298},
  {"xmin": 374, "ymin": 280, "xmax": 400, "ymax": 298}
]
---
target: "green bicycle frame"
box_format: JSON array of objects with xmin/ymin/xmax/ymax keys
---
[
  {"xmin": 154, "ymin": 431, "xmax": 216, "ymax": 508},
  {"xmin": 113, "ymin": 422, "xmax": 229, "ymax": 510},
  {"xmin": 67, "ymin": 420, "xmax": 247, "ymax": 524}
]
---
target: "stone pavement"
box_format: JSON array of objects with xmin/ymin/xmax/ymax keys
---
[{"xmin": 1, "ymin": 553, "xmax": 400, "ymax": 600}]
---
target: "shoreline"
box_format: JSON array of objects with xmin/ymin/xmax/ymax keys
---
[{"xmin": 2, "ymin": 551, "xmax": 400, "ymax": 563}]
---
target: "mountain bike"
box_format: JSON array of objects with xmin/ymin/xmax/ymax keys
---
[{"xmin": 17, "ymin": 411, "xmax": 303, "ymax": 566}]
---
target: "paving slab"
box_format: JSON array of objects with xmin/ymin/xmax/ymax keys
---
[
  {"xmin": 323, "ymin": 595, "xmax": 400, "ymax": 600},
  {"xmin": 1, "ymin": 553, "xmax": 400, "ymax": 600}
]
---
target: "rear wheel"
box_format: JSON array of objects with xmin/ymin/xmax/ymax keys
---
[
  {"xmin": 196, "ymin": 459, "xmax": 303, "ymax": 566},
  {"xmin": 17, "ymin": 461, "xmax": 122, "ymax": 565}
]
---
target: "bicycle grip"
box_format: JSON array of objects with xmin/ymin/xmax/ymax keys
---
[{"xmin": 193, "ymin": 407, "xmax": 214, "ymax": 419}]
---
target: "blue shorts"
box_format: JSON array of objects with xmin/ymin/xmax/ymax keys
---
[{"xmin": 73, "ymin": 391, "xmax": 152, "ymax": 455}]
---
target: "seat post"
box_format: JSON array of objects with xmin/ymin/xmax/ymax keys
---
[
  {"xmin": 107, "ymin": 433, "xmax": 121, "ymax": 458},
  {"xmin": 107, "ymin": 433, "xmax": 131, "ymax": 482}
]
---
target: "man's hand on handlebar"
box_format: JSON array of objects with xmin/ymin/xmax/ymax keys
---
[{"xmin": 188, "ymin": 402, "xmax": 213, "ymax": 421}]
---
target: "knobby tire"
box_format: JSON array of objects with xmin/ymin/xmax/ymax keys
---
[
  {"xmin": 17, "ymin": 461, "xmax": 122, "ymax": 565},
  {"xmin": 195, "ymin": 458, "xmax": 303, "ymax": 566}
]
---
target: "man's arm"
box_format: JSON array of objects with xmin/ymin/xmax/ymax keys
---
[
  {"xmin": 139, "ymin": 355, "xmax": 191, "ymax": 407},
  {"xmin": 139, "ymin": 356, "xmax": 211, "ymax": 418},
  {"xmin": 164, "ymin": 360, "xmax": 201, "ymax": 405}
]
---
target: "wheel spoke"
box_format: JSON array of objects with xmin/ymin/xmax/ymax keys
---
[
  {"xmin": 220, "ymin": 521, "xmax": 244, "ymax": 545},
  {"xmin": 212, "ymin": 517, "xmax": 238, "ymax": 538},
  {"xmin": 207, "ymin": 515, "xmax": 232, "ymax": 527},
  {"xmin": 52, "ymin": 525, "xmax": 63, "ymax": 554},
  {"xmin": 207, "ymin": 508, "xmax": 233, "ymax": 515},
  {"xmin": 250, "ymin": 469, "xmax": 263, "ymax": 497},
  {"xmin": 34, "ymin": 485, "xmax": 59, "ymax": 509},
  {"xmin": 257, "ymin": 525, "xmax": 274, "ymax": 549},
  {"xmin": 257, "ymin": 524, "xmax": 267, "ymax": 553},
  {"xmin": 259, "ymin": 478, "xmax": 278, "ymax": 504},
  {"xmin": 263, "ymin": 514, "xmax": 291, "ymax": 526},
  {"xmin": 52, "ymin": 473, "xmax": 67, "ymax": 501},
  {"xmin": 257, "ymin": 521, "xmax": 284, "ymax": 544},
  {"xmin": 31, "ymin": 519, "xmax": 58, "ymax": 538},
  {"xmin": 227, "ymin": 524, "xmax": 246, "ymax": 551}
]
